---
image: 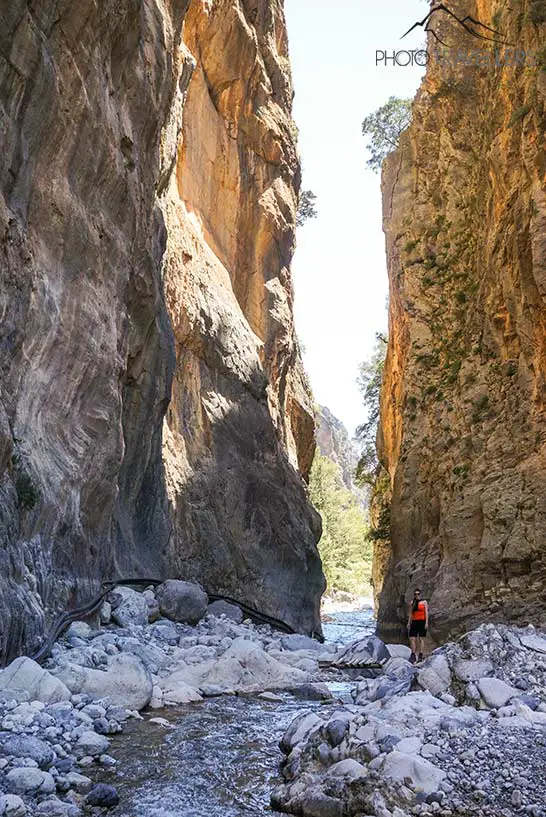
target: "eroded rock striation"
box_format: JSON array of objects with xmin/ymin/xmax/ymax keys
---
[
  {"xmin": 0, "ymin": 0, "xmax": 324, "ymax": 663},
  {"xmin": 377, "ymin": 0, "xmax": 546, "ymax": 642}
]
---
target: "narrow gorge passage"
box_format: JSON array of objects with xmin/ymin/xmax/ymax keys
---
[
  {"xmin": 92, "ymin": 611, "xmax": 376, "ymax": 817},
  {"xmin": 2, "ymin": 1, "xmax": 546, "ymax": 817}
]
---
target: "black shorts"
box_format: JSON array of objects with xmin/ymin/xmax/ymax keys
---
[{"xmin": 409, "ymin": 620, "xmax": 427, "ymax": 637}]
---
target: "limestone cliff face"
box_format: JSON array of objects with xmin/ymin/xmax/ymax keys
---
[
  {"xmin": 377, "ymin": 0, "xmax": 546, "ymax": 643},
  {"xmin": 0, "ymin": 0, "xmax": 323, "ymax": 663}
]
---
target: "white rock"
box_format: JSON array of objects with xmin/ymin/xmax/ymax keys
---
[
  {"xmin": 0, "ymin": 794, "xmax": 27, "ymax": 817},
  {"xmin": 66, "ymin": 772, "xmax": 92, "ymax": 792},
  {"xmin": 259, "ymin": 692, "xmax": 283, "ymax": 702},
  {"xmin": 453, "ymin": 659, "xmax": 494, "ymax": 682},
  {"xmin": 396, "ymin": 737, "xmax": 423, "ymax": 754},
  {"xmin": 6, "ymin": 769, "xmax": 55, "ymax": 795},
  {"xmin": 280, "ymin": 713, "xmax": 322, "ymax": 752},
  {"xmin": 354, "ymin": 724, "xmax": 376, "ymax": 743},
  {"xmin": 149, "ymin": 685, "xmax": 165, "ymax": 709},
  {"xmin": 161, "ymin": 679, "xmax": 203, "ymax": 706},
  {"xmin": 51, "ymin": 653, "xmax": 152, "ymax": 710},
  {"xmin": 477, "ymin": 677, "xmax": 519, "ymax": 709},
  {"xmin": 280, "ymin": 634, "xmax": 322, "ymax": 652},
  {"xmin": 149, "ymin": 717, "xmax": 171, "ymax": 727},
  {"xmin": 421, "ymin": 743, "xmax": 441, "ymax": 759},
  {"xmin": 387, "ymin": 644, "xmax": 412, "ymax": 660},
  {"xmin": 100, "ymin": 601, "xmax": 112, "ymax": 625},
  {"xmin": 110, "ymin": 586, "xmax": 149, "ymax": 627},
  {"xmin": 76, "ymin": 731, "xmax": 110, "ymax": 757},
  {"xmin": 207, "ymin": 600, "xmax": 243, "ymax": 624},
  {"xmin": 159, "ymin": 637, "xmax": 308, "ymax": 697},
  {"xmin": 520, "ymin": 634, "xmax": 546, "ymax": 654},
  {"xmin": 0, "ymin": 658, "xmax": 71, "ymax": 704},
  {"xmin": 65, "ymin": 622, "xmax": 92, "ymax": 640},
  {"xmin": 325, "ymin": 759, "xmax": 368, "ymax": 781},
  {"xmin": 382, "ymin": 751, "xmax": 446, "ymax": 793},
  {"xmin": 417, "ymin": 655, "xmax": 451, "ymax": 696}
]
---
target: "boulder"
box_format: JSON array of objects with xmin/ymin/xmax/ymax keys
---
[
  {"xmin": 396, "ymin": 736, "xmax": 422, "ymax": 754},
  {"xmin": 382, "ymin": 751, "xmax": 446, "ymax": 793},
  {"xmin": 0, "ymin": 795, "xmax": 27, "ymax": 817},
  {"xmin": 6, "ymin": 769, "xmax": 56, "ymax": 795},
  {"xmin": 142, "ymin": 589, "xmax": 161, "ymax": 623},
  {"xmin": 300, "ymin": 795, "xmax": 344, "ymax": 817},
  {"xmin": 520, "ymin": 634, "xmax": 546, "ymax": 654},
  {"xmin": 75, "ymin": 731, "xmax": 110, "ymax": 757},
  {"xmin": 160, "ymin": 679, "xmax": 203, "ymax": 706},
  {"xmin": 0, "ymin": 658, "xmax": 71, "ymax": 704},
  {"xmin": 66, "ymin": 772, "xmax": 93, "ymax": 793},
  {"xmin": 477, "ymin": 677, "xmax": 519, "ymax": 709},
  {"xmin": 207, "ymin": 600, "xmax": 243, "ymax": 624},
  {"xmin": 118, "ymin": 638, "xmax": 170, "ymax": 671},
  {"xmin": 110, "ymin": 587, "xmax": 149, "ymax": 627},
  {"xmin": 156, "ymin": 580, "xmax": 208, "ymax": 625},
  {"xmin": 324, "ymin": 759, "xmax": 368, "ymax": 781},
  {"xmin": 280, "ymin": 712, "xmax": 322, "ymax": 753},
  {"xmin": 383, "ymin": 656, "xmax": 416, "ymax": 680},
  {"xmin": 331, "ymin": 635, "xmax": 390, "ymax": 668},
  {"xmin": 326, "ymin": 718, "xmax": 349, "ymax": 747},
  {"xmin": 387, "ymin": 644, "xmax": 412, "ymax": 660},
  {"xmin": 159, "ymin": 637, "xmax": 308, "ymax": 697},
  {"xmin": 417, "ymin": 654, "xmax": 452, "ymax": 696},
  {"xmin": 289, "ymin": 683, "xmax": 332, "ymax": 701},
  {"xmin": 33, "ymin": 797, "xmax": 80, "ymax": 817},
  {"xmin": 86, "ymin": 784, "xmax": 119, "ymax": 808},
  {"xmin": 453, "ymin": 658, "xmax": 494, "ymax": 682},
  {"xmin": 280, "ymin": 634, "xmax": 322, "ymax": 652},
  {"xmin": 0, "ymin": 734, "xmax": 55, "ymax": 769},
  {"xmin": 51, "ymin": 653, "xmax": 152, "ymax": 710}
]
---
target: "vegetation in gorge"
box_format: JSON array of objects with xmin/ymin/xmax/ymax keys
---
[
  {"xmin": 297, "ymin": 189, "xmax": 318, "ymax": 226},
  {"xmin": 361, "ymin": 97, "xmax": 413, "ymax": 172},
  {"xmin": 355, "ymin": 335, "xmax": 387, "ymax": 486},
  {"xmin": 309, "ymin": 453, "xmax": 372, "ymax": 595}
]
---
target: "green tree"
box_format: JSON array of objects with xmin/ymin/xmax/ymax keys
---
[
  {"xmin": 309, "ymin": 453, "xmax": 372, "ymax": 595},
  {"xmin": 362, "ymin": 97, "xmax": 413, "ymax": 172},
  {"xmin": 355, "ymin": 334, "xmax": 387, "ymax": 486},
  {"xmin": 297, "ymin": 189, "xmax": 318, "ymax": 227}
]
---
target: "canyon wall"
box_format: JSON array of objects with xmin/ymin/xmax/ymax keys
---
[
  {"xmin": 0, "ymin": 0, "xmax": 324, "ymax": 663},
  {"xmin": 377, "ymin": 0, "xmax": 546, "ymax": 643}
]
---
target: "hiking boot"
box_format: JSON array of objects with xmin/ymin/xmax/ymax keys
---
[
  {"xmin": 409, "ymin": 652, "xmax": 416, "ymax": 664},
  {"xmin": 418, "ymin": 652, "xmax": 424, "ymax": 662}
]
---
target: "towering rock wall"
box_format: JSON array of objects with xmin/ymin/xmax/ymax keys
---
[
  {"xmin": 316, "ymin": 406, "xmax": 361, "ymax": 496},
  {"xmin": 377, "ymin": 0, "xmax": 546, "ymax": 643},
  {"xmin": 0, "ymin": 0, "xmax": 323, "ymax": 663}
]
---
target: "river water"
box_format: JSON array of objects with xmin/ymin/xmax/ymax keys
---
[{"xmin": 105, "ymin": 608, "xmax": 375, "ymax": 817}]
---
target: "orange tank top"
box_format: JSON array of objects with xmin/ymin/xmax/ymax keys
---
[{"xmin": 411, "ymin": 600, "xmax": 427, "ymax": 621}]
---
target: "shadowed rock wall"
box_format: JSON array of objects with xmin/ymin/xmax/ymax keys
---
[{"xmin": 0, "ymin": 0, "xmax": 324, "ymax": 663}]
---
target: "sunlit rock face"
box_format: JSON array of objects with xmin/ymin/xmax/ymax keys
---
[
  {"xmin": 0, "ymin": 0, "xmax": 324, "ymax": 663},
  {"xmin": 377, "ymin": 0, "xmax": 546, "ymax": 643}
]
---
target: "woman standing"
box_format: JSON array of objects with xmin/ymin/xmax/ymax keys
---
[{"xmin": 407, "ymin": 588, "xmax": 428, "ymax": 663}]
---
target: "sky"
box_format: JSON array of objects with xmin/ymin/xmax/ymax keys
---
[{"xmin": 284, "ymin": 0, "xmax": 427, "ymax": 437}]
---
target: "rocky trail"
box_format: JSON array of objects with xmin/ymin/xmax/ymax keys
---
[{"xmin": 0, "ymin": 582, "xmax": 545, "ymax": 817}]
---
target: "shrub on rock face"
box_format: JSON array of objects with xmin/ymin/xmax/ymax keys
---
[{"xmin": 156, "ymin": 580, "xmax": 208, "ymax": 625}]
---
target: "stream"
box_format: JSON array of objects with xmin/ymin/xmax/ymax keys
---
[{"xmin": 102, "ymin": 607, "xmax": 375, "ymax": 817}]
